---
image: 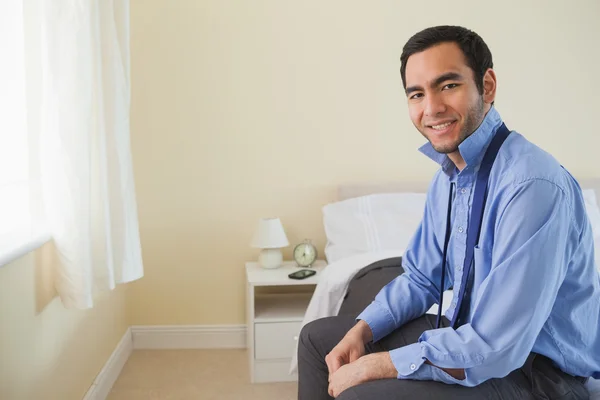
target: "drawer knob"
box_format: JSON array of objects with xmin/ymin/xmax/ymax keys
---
[{"xmin": 293, "ymin": 336, "xmax": 298, "ymax": 341}]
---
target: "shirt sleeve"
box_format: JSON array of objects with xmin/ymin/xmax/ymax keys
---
[
  {"xmin": 357, "ymin": 176, "xmax": 452, "ymax": 342},
  {"xmin": 391, "ymin": 178, "xmax": 574, "ymax": 386}
]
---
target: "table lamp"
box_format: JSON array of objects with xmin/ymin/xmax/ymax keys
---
[{"xmin": 251, "ymin": 217, "xmax": 289, "ymax": 269}]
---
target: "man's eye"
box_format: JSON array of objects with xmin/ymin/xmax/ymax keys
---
[
  {"xmin": 443, "ymin": 83, "xmax": 459, "ymax": 90},
  {"xmin": 410, "ymin": 93, "xmax": 423, "ymax": 100}
]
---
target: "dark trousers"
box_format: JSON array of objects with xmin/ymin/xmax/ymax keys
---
[{"xmin": 298, "ymin": 314, "xmax": 589, "ymax": 399}]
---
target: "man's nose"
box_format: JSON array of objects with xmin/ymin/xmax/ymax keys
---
[{"xmin": 424, "ymin": 93, "xmax": 446, "ymax": 117}]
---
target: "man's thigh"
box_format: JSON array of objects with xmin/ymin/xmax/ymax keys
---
[
  {"xmin": 338, "ymin": 314, "xmax": 534, "ymax": 399},
  {"xmin": 346, "ymin": 314, "xmax": 580, "ymax": 399},
  {"xmin": 299, "ymin": 315, "xmax": 359, "ymax": 358},
  {"xmin": 337, "ymin": 371, "xmax": 533, "ymax": 400}
]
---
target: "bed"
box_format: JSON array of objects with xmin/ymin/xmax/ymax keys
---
[{"xmin": 290, "ymin": 179, "xmax": 600, "ymax": 397}]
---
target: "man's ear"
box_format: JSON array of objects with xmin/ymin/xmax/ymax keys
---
[{"xmin": 482, "ymin": 68, "xmax": 497, "ymax": 105}]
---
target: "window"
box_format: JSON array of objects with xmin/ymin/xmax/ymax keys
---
[{"xmin": 0, "ymin": 1, "xmax": 48, "ymax": 263}]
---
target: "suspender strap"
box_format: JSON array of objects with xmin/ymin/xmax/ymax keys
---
[
  {"xmin": 435, "ymin": 123, "xmax": 511, "ymax": 329},
  {"xmin": 436, "ymin": 182, "xmax": 454, "ymax": 329}
]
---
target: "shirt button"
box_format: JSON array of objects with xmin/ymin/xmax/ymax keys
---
[
  {"xmin": 461, "ymin": 188, "xmax": 467, "ymax": 194},
  {"xmin": 410, "ymin": 363, "xmax": 416, "ymax": 371},
  {"xmin": 457, "ymin": 265, "xmax": 462, "ymax": 272},
  {"xmin": 458, "ymin": 226, "xmax": 464, "ymax": 233}
]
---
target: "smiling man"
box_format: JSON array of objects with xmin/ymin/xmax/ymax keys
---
[{"xmin": 297, "ymin": 26, "xmax": 600, "ymax": 399}]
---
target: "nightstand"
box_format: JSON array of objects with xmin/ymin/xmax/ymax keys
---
[{"xmin": 245, "ymin": 260, "xmax": 327, "ymax": 383}]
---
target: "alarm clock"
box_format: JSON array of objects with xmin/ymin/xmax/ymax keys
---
[{"xmin": 293, "ymin": 239, "xmax": 318, "ymax": 267}]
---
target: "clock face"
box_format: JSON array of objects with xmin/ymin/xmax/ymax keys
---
[{"xmin": 294, "ymin": 243, "xmax": 317, "ymax": 266}]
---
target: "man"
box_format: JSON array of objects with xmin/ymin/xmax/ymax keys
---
[{"xmin": 298, "ymin": 25, "xmax": 600, "ymax": 399}]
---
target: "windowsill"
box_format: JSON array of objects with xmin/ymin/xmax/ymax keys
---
[{"xmin": 0, "ymin": 228, "xmax": 52, "ymax": 267}]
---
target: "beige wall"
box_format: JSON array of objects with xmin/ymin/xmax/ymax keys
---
[
  {"xmin": 0, "ymin": 243, "xmax": 129, "ymax": 400},
  {"xmin": 129, "ymin": 0, "xmax": 600, "ymax": 325}
]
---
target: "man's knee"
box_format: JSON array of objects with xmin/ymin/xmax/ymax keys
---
[
  {"xmin": 299, "ymin": 316, "xmax": 355, "ymax": 356},
  {"xmin": 336, "ymin": 387, "xmax": 359, "ymax": 400},
  {"xmin": 299, "ymin": 318, "xmax": 322, "ymax": 344},
  {"xmin": 299, "ymin": 317, "xmax": 336, "ymax": 350}
]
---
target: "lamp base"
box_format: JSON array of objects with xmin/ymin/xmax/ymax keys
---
[{"xmin": 258, "ymin": 248, "xmax": 283, "ymax": 269}]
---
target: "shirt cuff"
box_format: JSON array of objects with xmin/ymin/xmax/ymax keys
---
[
  {"xmin": 389, "ymin": 342, "xmax": 429, "ymax": 378},
  {"xmin": 389, "ymin": 343, "xmax": 468, "ymax": 385},
  {"xmin": 356, "ymin": 301, "xmax": 396, "ymax": 342}
]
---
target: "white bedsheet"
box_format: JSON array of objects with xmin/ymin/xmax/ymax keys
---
[
  {"xmin": 288, "ymin": 252, "xmax": 600, "ymax": 398},
  {"xmin": 589, "ymin": 377, "xmax": 600, "ymax": 399}
]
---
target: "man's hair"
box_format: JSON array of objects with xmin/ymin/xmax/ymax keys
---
[{"xmin": 400, "ymin": 26, "xmax": 493, "ymax": 95}]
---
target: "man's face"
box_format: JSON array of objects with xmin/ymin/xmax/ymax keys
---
[{"xmin": 404, "ymin": 42, "xmax": 487, "ymax": 154}]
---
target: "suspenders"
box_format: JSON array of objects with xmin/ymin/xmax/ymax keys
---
[{"xmin": 436, "ymin": 123, "xmax": 511, "ymax": 329}]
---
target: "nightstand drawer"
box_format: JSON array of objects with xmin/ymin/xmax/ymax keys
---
[{"xmin": 255, "ymin": 321, "xmax": 301, "ymax": 360}]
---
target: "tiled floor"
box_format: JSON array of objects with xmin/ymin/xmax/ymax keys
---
[{"xmin": 107, "ymin": 349, "xmax": 297, "ymax": 400}]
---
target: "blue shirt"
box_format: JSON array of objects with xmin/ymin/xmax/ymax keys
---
[{"xmin": 357, "ymin": 106, "xmax": 600, "ymax": 386}]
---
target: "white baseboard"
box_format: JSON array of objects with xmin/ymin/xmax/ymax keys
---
[
  {"xmin": 83, "ymin": 327, "xmax": 133, "ymax": 400},
  {"xmin": 131, "ymin": 324, "xmax": 247, "ymax": 350}
]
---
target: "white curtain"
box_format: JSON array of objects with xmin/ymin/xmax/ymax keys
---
[{"xmin": 38, "ymin": 0, "xmax": 143, "ymax": 309}]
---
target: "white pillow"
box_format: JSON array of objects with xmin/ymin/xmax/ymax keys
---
[
  {"xmin": 582, "ymin": 189, "xmax": 600, "ymax": 270},
  {"xmin": 322, "ymin": 192, "xmax": 426, "ymax": 264}
]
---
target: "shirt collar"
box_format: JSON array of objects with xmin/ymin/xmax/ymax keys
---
[{"xmin": 418, "ymin": 106, "xmax": 503, "ymax": 175}]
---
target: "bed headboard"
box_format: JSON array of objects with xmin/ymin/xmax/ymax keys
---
[{"xmin": 338, "ymin": 178, "xmax": 600, "ymax": 201}]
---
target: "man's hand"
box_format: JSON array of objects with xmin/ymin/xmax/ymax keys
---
[
  {"xmin": 325, "ymin": 320, "xmax": 372, "ymax": 378},
  {"xmin": 328, "ymin": 352, "xmax": 397, "ymax": 398}
]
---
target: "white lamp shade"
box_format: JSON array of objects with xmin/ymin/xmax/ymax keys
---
[{"xmin": 251, "ymin": 217, "xmax": 289, "ymax": 249}]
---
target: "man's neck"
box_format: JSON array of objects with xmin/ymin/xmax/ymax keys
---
[
  {"xmin": 447, "ymin": 104, "xmax": 493, "ymax": 172},
  {"xmin": 448, "ymin": 151, "xmax": 466, "ymax": 172}
]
